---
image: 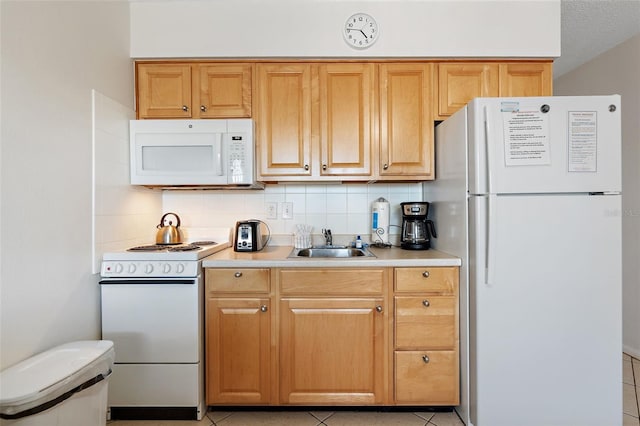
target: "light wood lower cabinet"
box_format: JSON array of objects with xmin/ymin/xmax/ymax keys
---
[
  {"xmin": 280, "ymin": 297, "xmax": 385, "ymax": 404},
  {"xmin": 393, "ymin": 267, "xmax": 460, "ymax": 405},
  {"xmin": 205, "ymin": 268, "xmax": 272, "ymax": 405},
  {"xmin": 204, "ymin": 265, "xmax": 459, "ymax": 406}
]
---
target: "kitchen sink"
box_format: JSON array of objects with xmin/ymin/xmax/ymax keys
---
[{"xmin": 288, "ymin": 246, "xmax": 376, "ymax": 258}]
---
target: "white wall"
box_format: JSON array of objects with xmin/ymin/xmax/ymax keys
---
[
  {"xmin": 0, "ymin": 2, "xmax": 133, "ymax": 368},
  {"xmin": 130, "ymin": 0, "xmax": 560, "ymax": 58},
  {"xmin": 554, "ymin": 34, "xmax": 640, "ymax": 358}
]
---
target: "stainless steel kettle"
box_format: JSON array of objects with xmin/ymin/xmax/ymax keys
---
[{"xmin": 155, "ymin": 212, "xmax": 184, "ymax": 245}]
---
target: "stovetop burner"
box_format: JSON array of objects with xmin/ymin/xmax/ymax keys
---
[
  {"xmin": 168, "ymin": 244, "xmax": 201, "ymax": 252},
  {"xmin": 191, "ymin": 241, "xmax": 216, "ymax": 246},
  {"xmin": 127, "ymin": 244, "xmax": 168, "ymax": 252}
]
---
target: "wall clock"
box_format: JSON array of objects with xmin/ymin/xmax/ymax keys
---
[{"xmin": 343, "ymin": 13, "xmax": 379, "ymax": 49}]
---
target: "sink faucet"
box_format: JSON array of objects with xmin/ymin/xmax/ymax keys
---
[{"xmin": 322, "ymin": 229, "xmax": 332, "ymax": 246}]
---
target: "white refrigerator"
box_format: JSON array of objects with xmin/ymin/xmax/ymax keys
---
[{"xmin": 425, "ymin": 96, "xmax": 622, "ymax": 426}]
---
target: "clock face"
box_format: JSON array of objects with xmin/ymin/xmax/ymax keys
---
[{"xmin": 343, "ymin": 13, "xmax": 378, "ymax": 49}]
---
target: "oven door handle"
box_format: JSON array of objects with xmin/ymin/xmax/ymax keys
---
[{"xmin": 99, "ymin": 279, "xmax": 196, "ymax": 285}]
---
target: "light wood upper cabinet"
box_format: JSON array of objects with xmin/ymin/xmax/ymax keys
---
[
  {"xmin": 256, "ymin": 63, "xmax": 312, "ymax": 178},
  {"xmin": 436, "ymin": 63, "xmax": 499, "ymax": 119},
  {"xmin": 435, "ymin": 61, "xmax": 553, "ymax": 119},
  {"xmin": 379, "ymin": 63, "xmax": 434, "ymax": 179},
  {"xmin": 198, "ymin": 64, "xmax": 252, "ymax": 118},
  {"xmin": 137, "ymin": 64, "xmax": 193, "ymax": 118},
  {"xmin": 318, "ymin": 63, "xmax": 374, "ymax": 177},
  {"xmin": 499, "ymin": 62, "xmax": 552, "ymax": 97},
  {"xmin": 136, "ymin": 62, "xmax": 252, "ymax": 119}
]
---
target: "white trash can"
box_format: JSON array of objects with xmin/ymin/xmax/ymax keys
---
[{"xmin": 0, "ymin": 340, "xmax": 114, "ymax": 426}]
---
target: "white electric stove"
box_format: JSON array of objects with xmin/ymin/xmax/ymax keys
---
[{"xmin": 99, "ymin": 227, "xmax": 231, "ymax": 421}]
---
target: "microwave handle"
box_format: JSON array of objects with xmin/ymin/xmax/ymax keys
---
[{"xmin": 214, "ymin": 134, "xmax": 223, "ymax": 176}]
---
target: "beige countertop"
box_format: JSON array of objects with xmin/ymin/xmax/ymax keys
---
[{"xmin": 202, "ymin": 245, "xmax": 461, "ymax": 268}]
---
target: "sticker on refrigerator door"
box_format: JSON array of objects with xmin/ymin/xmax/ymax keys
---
[
  {"xmin": 568, "ymin": 111, "xmax": 597, "ymax": 172},
  {"xmin": 502, "ymin": 109, "xmax": 550, "ymax": 166}
]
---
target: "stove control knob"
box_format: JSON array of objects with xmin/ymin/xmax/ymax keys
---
[
  {"xmin": 114, "ymin": 263, "xmax": 124, "ymax": 274},
  {"xmin": 163, "ymin": 263, "xmax": 171, "ymax": 273},
  {"xmin": 128, "ymin": 264, "xmax": 137, "ymax": 274},
  {"xmin": 176, "ymin": 263, "xmax": 185, "ymax": 274},
  {"xmin": 145, "ymin": 264, "xmax": 154, "ymax": 274}
]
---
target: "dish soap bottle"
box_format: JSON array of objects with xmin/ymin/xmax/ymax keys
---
[{"xmin": 355, "ymin": 235, "xmax": 363, "ymax": 249}]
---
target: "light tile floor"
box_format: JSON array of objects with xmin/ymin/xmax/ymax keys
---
[
  {"xmin": 110, "ymin": 353, "xmax": 640, "ymax": 426},
  {"xmin": 624, "ymin": 353, "xmax": 640, "ymax": 426}
]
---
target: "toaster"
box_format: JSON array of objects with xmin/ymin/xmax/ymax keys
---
[{"xmin": 234, "ymin": 220, "xmax": 268, "ymax": 252}]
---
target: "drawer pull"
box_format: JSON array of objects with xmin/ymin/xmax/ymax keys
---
[
  {"xmin": 260, "ymin": 305, "xmax": 268, "ymax": 312},
  {"xmin": 376, "ymin": 305, "xmax": 383, "ymax": 313},
  {"xmin": 422, "ymin": 355, "xmax": 430, "ymax": 364},
  {"xmin": 234, "ymin": 272, "xmax": 243, "ymax": 278},
  {"xmin": 422, "ymin": 299, "xmax": 430, "ymax": 307},
  {"xmin": 422, "ymin": 271, "xmax": 430, "ymax": 278}
]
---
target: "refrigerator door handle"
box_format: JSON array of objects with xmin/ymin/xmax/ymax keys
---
[
  {"xmin": 483, "ymin": 105, "xmax": 492, "ymax": 194},
  {"xmin": 485, "ymin": 194, "xmax": 497, "ymax": 286}
]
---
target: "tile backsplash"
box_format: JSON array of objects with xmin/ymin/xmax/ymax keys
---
[{"xmin": 162, "ymin": 182, "xmax": 423, "ymax": 246}]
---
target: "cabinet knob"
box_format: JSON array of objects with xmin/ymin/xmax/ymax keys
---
[
  {"xmin": 234, "ymin": 271, "xmax": 243, "ymax": 278},
  {"xmin": 422, "ymin": 299, "xmax": 430, "ymax": 308},
  {"xmin": 200, "ymin": 105, "xmax": 207, "ymax": 112},
  {"xmin": 322, "ymin": 164, "xmax": 327, "ymax": 170},
  {"xmin": 422, "ymin": 271, "xmax": 430, "ymax": 278},
  {"xmin": 260, "ymin": 305, "xmax": 268, "ymax": 312},
  {"xmin": 304, "ymin": 164, "xmax": 309, "ymax": 171},
  {"xmin": 422, "ymin": 355, "xmax": 430, "ymax": 364},
  {"xmin": 182, "ymin": 105, "xmax": 189, "ymax": 112},
  {"xmin": 375, "ymin": 305, "xmax": 383, "ymax": 313},
  {"xmin": 383, "ymin": 163, "xmax": 389, "ymax": 170}
]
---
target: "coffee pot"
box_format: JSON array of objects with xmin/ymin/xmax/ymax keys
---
[{"xmin": 400, "ymin": 202, "xmax": 437, "ymax": 250}]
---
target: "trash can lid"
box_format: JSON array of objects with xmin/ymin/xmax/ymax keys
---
[{"xmin": 0, "ymin": 340, "xmax": 114, "ymax": 415}]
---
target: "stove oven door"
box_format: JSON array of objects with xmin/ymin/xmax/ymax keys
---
[{"xmin": 100, "ymin": 278, "xmax": 201, "ymax": 363}]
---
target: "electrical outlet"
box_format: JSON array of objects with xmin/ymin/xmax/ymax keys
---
[
  {"xmin": 266, "ymin": 202, "xmax": 278, "ymax": 219},
  {"xmin": 282, "ymin": 202, "xmax": 293, "ymax": 219}
]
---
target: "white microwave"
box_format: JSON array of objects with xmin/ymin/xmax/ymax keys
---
[{"xmin": 130, "ymin": 119, "xmax": 259, "ymax": 188}]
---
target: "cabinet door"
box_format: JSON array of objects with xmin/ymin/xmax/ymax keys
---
[
  {"xmin": 318, "ymin": 63, "xmax": 374, "ymax": 177},
  {"xmin": 137, "ymin": 64, "xmax": 193, "ymax": 119},
  {"xmin": 280, "ymin": 298, "xmax": 385, "ymax": 404},
  {"xmin": 499, "ymin": 62, "xmax": 552, "ymax": 97},
  {"xmin": 198, "ymin": 64, "xmax": 252, "ymax": 118},
  {"xmin": 206, "ymin": 298, "xmax": 271, "ymax": 404},
  {"xmin": 436, "ymin": 63, "xmax": 498, "ymax": 118},
  {"xmin": 379, "ymin": 63, "xmax": 434, "ymax": 179},
  {"xmin": 256, "ymin": 64, "xmax": 312, "ymax": 178}
]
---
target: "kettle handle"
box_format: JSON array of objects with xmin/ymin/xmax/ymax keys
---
[
  {"xmin": 426, "ymin": 220, "xmax": 437, "ymax": 239},
  {"xmin": 157, "ymin": 212, "xmax": 181, "ymax": 228}
]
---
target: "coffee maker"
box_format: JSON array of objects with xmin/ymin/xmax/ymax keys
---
[{"xmin": 400, "ymin": 202, "xmax": 437, "ymax": 250}]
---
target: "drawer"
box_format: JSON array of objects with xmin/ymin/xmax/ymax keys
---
[
  {"xmin": 205, "ymin": 268, "xmax": 270, "ymax": 293},
  {"xmin": 395, "ymin": 350, "xmax": 459, "ymax": 405},
  {"xmin": 279, "ymin": 269, "xmax": 385, "ymax": 295},
  {"xmin": 395, "ymin": 296, "xmax": 457, "ymax": 349},
  {"xmin": 394, "ymin": 267, "xmax": 457, "ymax": 294}
]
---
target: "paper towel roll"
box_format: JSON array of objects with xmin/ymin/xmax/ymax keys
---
[{"xmin": 371, "ymin": 197, "xmax": 390, "ymax": 244}]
